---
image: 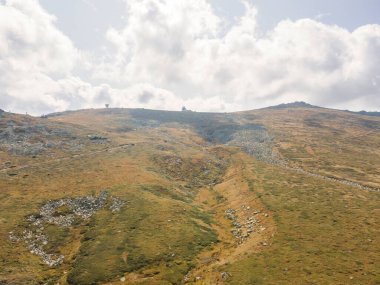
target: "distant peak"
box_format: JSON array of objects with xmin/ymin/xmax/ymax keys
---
[
  {"xmin": 347, "ymin": 110, "xmax": 380, "ymax": 117},
  {"xmin": 269, "ymin": 101, "xmax": 318, "ymax": 109}
]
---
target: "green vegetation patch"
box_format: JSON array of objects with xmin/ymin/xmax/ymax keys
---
[
  {"xmin": 140, "ymin": 184, "xmax": 190, "ymax": 202},
  {"xmin": 67, "ymin": 186, "xmax": 218, "ymax": 285},
  {"xmin": 152, "ymin": 154, "xmax": 228, "ymax": 187}
]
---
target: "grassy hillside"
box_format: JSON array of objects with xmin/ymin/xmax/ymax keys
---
[
  {"xmin": 249, "ymin": 107, "xmax": 380, "ymax": 188},
  {"xmin": 0, "ymin": 105, "xmax": 379, "ymax": 284}
]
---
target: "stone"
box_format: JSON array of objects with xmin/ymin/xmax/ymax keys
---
[
  {"xmin": 10, "ymin": 191, "xmax": 125, "ymax": 267},
  {"xmin": 221, "ymin": 272, "xmax": 231, "ymax": 280}
]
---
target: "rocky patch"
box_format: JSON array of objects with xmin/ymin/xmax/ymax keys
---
[
  {"xmin": 9, "ymin": 191, "xmax": 126, "ymax": 267},
  {"xmin": 0, "ymin": 117, "xmax": 83, "ymax": 156},
  {"xmin": 225, "ymin": 205, "xmax": 266, "ymax": 244},
  {"xmin": 226, "ymin": 128, "xmax": 282, "ymax": 165},
  {"xmin": 87, "ymin": 134, "xmax": 109, "ymax": 144}
]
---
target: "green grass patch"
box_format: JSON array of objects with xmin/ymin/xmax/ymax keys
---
[{"xmin": 67, "ymin": 185, "xmax": 217, "ymax": 285}]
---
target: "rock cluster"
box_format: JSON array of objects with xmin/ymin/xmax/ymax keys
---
[
  {"xmin": 88, "ymin": 135, "xmax": 109, "ymax": 144},
  {"xmin": 225, "ymin": 206, "xmax": 262, "ymax": 244},
  {"xmin": 0, "ymin": 119, "xmax": 82, "ymax": 156},
  {"xmin": 9, "ymin": 228, "xmax": 64, "ymax": 267},
  {"xmin": 40, "ymin": 191, "xmax": 109, "ymax": 225},
  {"xmin": 221, "ymin": 271, "xmax": 232, "ymax": 281},
  {"xmin": 226, "ymin": 128, "xmax": 281, "ymax": 164},
  {"xmin": 9, "ymin": 191, "xmax": 125, "ymax": 266},
  {"xmin": 110, "ymin": 196, "xmax": 126, "ymax": 213}
]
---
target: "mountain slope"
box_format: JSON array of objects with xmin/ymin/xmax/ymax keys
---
[{"xmin": 0, "ymin": 105, "xmax": 379, "ymax": 285}]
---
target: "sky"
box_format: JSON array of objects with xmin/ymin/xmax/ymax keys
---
[{"xmin": 0, "ymin": 0, "xmax": 380, "ymax": 115}]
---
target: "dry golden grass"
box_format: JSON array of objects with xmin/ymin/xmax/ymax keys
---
[
  {"xmin": 246, "ymin": 107, "xmax": 380, "ymax": 188},
  {"xmin": 1, "ymin": 106, "xmax": 379, "ymax": 285}
]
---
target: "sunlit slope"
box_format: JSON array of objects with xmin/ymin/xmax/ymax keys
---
[
  {"xmin": 50, "ymin": 106, "xmax": 380, "ymax": 189},
  {"xmin": 0, "ymin": 105, "xmax": 379, "ymax": 285},
  {"xmin": 222, "ymin": 154, "xmax": 380, "ymax": 285},
  {"xmin": 1, "ymin": 111, "xmax": 227, "ymax": 284},
  {"xmin": 242, "ymin": 106, "xmax": 380, "ymax": 188}
]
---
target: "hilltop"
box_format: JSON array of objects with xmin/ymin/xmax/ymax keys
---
[{"xmin": 0, "ymin": 104, "xmax": 379, "ymax": 285}]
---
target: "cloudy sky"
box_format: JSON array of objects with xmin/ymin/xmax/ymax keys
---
[{"xmin": 1, "ymin": 0, "xmax": 379, "ymax": 115}]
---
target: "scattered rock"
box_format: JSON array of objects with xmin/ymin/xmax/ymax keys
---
[
  {"xmin": 109, "ymin": 197, "xmax": 126, "ymax": 213},
  {"xmin": 225, "ymin": 208, "xmax": 261, "ymax": 243},
  {"xmin": 0, "ymin": 119, "xmax": 83, "ymax": 156},
  {"xmin": 9, "ymin": 191, "xmax": 125, "ymax": 267},
  {"xmin": 226, "ymin": 128, "xmax": 282, "ymax": 164},
  {"xmin": 221, "ymin": 271, "xmax": 231, "ymax": 281},
  {"xmin": 88, "ymin": 135, "xmax": 108, "ymax": 142}
]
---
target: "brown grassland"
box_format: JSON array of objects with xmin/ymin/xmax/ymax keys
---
[{"xmin": 0, "ymin": 105, "xmax": 379, "ymax": 284}]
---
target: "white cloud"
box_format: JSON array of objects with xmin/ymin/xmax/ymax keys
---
[
  {"xmin": 0, "ymin": 0, "xmax": 77, "ymax": 74},
  {"xmin": 0, "ymin": 0, "xmax": 380, "ymax": 115},
  {"xmin": 94, "ymin": 0, "xmax": 380, "ymax": 111},
  {"xmin": 0, "ymin": 0, "xmax": 79, "ymax": 113}
]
